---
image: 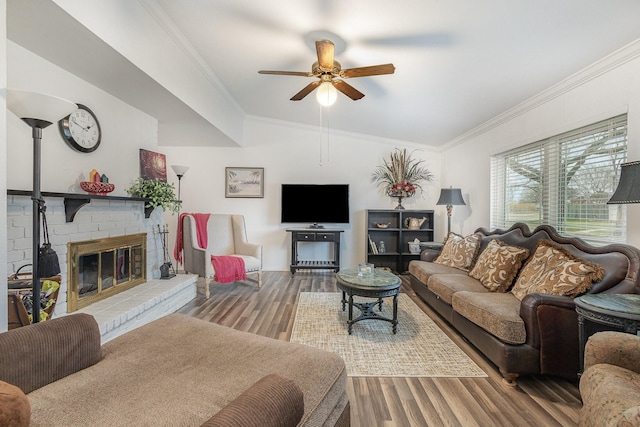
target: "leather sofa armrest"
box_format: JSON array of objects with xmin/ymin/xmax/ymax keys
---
[
  {"xmin": 519, "ymin": 293, "xmax": 576, "ymax": 348},
  {"xmin": 200, "ymin": 374, "xmax": 304, "ymax": 427},
  {"xmin": 420, "ymin": 249, "xmax": 440, "ymax": 262},
  {"xmin": 0, "ymin": 313, "xmax": 101, "ymax": 393},
  {"xmin": 520, "ymin": 293, "xmax": 581, "ymax": 378},
  {"xmin": 584, "ymin": 331, "xmax": 640, "ymax": 373}
]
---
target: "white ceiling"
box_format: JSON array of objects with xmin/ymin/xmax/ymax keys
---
[{"xmin": 8, "ymin": 0, "xmax": 640, "ymax": 147}]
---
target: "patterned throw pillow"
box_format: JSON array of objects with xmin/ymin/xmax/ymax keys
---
[
  {"xmin": 469, "ymin": 239, "xmax": 530, "ymax": 292},
  {"xmin": 433, "ymin": 232, "xmax": 482, "ymax": 272},
  {"xmin": 511, "ymin": 240, "xmax": 604, "ymax": 301}
]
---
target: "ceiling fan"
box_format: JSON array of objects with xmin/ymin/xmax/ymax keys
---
[{"xmin": 258, "ymin": 40, "xmax": 395, "ymax": 103}]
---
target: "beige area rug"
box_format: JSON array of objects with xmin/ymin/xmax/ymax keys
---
[{"xmin": 290, "ymin": 292, "xmax": 487, "ymax": 377}]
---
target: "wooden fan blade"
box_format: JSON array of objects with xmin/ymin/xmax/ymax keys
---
[
  {"xmin": 340, "ymin": 63, "xmax": 395, "ymax": 78},
  {"xmin": 290, "ymin": 81, "xmax": 321, "ymax": 101},
  {"xmin": 258, "ymin": 70, "xmax": 314, "ymax": 77},
  {"xmin": 316, "ymin": 40, "xmax": 335, "ymax": 71},
  {"xmin": 333, "ymin": 80, "xmax": 364, "ymax": 100}
]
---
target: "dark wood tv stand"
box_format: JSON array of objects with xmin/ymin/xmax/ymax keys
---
[{"xmin": 286, "ymin": 228, "xmax": 343, "ymax": 274}]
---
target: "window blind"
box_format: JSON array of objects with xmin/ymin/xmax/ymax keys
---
[{"xmin": 490, "ymin": 114, "xmax": 627, "ymax": 244}]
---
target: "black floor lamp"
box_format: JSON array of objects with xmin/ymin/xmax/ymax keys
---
[
  {"xmin": 6, "ymin": 90, "xmax": 77, "ymax": 323},
  {"xmin": 171, "ymin": 165, "xmax": 189, "ymax": 202},
  {"xmin": 436, "ymin": 186, "xmax": 466, "ymax": 237}
]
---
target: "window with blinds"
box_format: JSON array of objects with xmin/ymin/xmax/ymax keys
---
[{"xmin": 490, "ymin": 114, "xmax": 627, "ymax": 244}]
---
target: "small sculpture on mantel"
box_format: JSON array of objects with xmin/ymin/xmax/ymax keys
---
[{"xmin": 80, "ymin": 168, "xmax": 115, "ymax": 195}]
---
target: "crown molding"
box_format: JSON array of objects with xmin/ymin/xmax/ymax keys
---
[{"xmin": 442, "ymin": 37, "xmax": 640, "ymax": 151}]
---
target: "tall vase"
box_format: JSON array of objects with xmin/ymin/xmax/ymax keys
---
[
  {"xmin": 389, "ymin": 192, "xmax": 406, "ymax": 209},
  {"xmin": 393, "ymin": 195, "xmax": 405, "ymax": 210}
]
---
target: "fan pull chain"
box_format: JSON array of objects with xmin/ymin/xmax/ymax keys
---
[
  {"xmin": 319, "ymin": 105, "xmax": 323, "ymax": 166},
  {"xmin": 318, "ymin": 105, "xmax": 332, "ymax": 166}
]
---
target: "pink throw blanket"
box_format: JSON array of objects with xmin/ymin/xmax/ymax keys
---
[
  {"xmin": 174, "ymin": 213, "xmax": 211, "ymax": 265},
  {"xmin": 211, "ymin": 256, "xmax": 247, "ymax": 283}
]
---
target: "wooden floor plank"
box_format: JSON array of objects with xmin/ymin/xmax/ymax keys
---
[{"xmin": 178, "ymin": 271, "xmax": 582, "ymax": 426}]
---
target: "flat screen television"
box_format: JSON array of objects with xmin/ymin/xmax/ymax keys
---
[{"xmin": 281, "ymin": 184, "xmax": 350, "ymax": 227}]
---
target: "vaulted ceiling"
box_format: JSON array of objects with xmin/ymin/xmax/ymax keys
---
[{"xmin": 8, "ymin": 0, "xmax": 640, "ymax": 147}]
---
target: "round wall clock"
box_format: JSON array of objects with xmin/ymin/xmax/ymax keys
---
[{"xmin": 59, "ymin": 103, "xmax": 101, "ymax": 153}]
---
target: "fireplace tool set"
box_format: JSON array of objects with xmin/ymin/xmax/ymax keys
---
[{"xmin": 157, "ymin": 224, "xmax": 176, "ymax": 279}]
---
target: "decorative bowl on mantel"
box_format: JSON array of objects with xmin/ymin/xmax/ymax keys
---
[{"xmin": 80, "ymin": 181, "xmax": 115, "ymax": 196}]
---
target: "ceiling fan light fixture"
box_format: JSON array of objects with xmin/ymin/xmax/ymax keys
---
[{"xmin": 316, "ymin": 81, "xmax": 337, "ymax": 106}]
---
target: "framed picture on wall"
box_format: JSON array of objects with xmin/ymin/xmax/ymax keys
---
[
  {"xmin": 225, "ymin": 167, "xmax": 264, "ymax": 198},
  {"xmin": 139, "ymin": 149, "xmax": 167, "ymax": 181}
]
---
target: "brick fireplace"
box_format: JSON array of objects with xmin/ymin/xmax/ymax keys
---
[
  {"xmin": 7, "ymin": 193, "xmax": 164, "ymax": 317},
  {"xmin": 7, "ymin": 193, "xmax": 198, "ymax": 342}
]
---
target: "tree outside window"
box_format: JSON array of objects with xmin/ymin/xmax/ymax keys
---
[{"xmin": 491, "ymin": 115, "xmax": 627, "ymax": 244}]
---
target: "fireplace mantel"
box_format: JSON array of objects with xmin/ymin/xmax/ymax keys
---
[{"xmin": 7, "ymin": 189, "xmax": 154, "ymax": 222}]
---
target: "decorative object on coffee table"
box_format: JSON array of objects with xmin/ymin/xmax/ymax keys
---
[{"xmin": 371, "ymin": 148, "xmax": 433, "ymax": 209}]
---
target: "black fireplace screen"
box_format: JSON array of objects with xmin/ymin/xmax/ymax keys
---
[{"xmin": 77, "ymin": 246, "xmax": 143, "ymax": 297}]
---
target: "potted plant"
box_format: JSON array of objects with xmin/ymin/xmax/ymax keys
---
[
  {"xmin": 371, "ymin": 148, "xmax": 433, "ymax": 209},
  {"xmin": 126, "ymin": 178, "xmax": 181, "ymax": 214}
]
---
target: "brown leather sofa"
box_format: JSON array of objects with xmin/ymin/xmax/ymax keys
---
[{"xmin": 409, "ymin": 223, "xmax": 640, "ymax": 385}]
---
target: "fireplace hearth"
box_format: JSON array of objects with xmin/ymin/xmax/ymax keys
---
[{"xmin": 67, "ymin": 234, "xmax": 147, "ymax": 312}]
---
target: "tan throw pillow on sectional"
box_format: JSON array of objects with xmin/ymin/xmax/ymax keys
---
[
  {"xmin": 469, "ymin": 239, "xmax": 529, "ymax": 292},
  {"xmin": 511, "ymin": 240, "xmax": 604, "ymax": 301},
  {"xmin": 433, "ymin": 232, "xmax": 482, "ymax": 272}
]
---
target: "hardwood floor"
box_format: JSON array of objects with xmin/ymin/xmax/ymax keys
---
[{"xmin": 177, "ymin": 271, "xmax": 582, "ymax": 427}]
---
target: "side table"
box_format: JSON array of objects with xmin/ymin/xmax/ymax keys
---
[{"xmin": 575, "ymin": 294, "xmax": 640, "ymax": 373}]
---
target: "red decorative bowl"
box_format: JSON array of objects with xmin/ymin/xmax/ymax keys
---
[{"xmin": 80, "ymin": 181, "xmax": 115, "ymax": 196}]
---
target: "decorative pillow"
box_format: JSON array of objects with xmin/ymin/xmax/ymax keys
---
[
  {"xmin": 469, "ymin": 239, "xmax": 530, "ymax": 292},
  {"xmin": 433, "ymin": 232, "xmax": 482, "ymax": 271},
  {"xmin": 511, "ymin": 240, "xmax": 604, "ymax": 301},
  {"xmin": 201, "ymin": 374, "xmax": 303, "ymax": 427},
  {"xmin": 0, "ymin": 380, "xmax": 30, "ymax": 427}
]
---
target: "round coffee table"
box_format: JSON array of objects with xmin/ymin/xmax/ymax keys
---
[{"xmin": 336, "ymin": 267, "xmax": 401, "ymax": 334}]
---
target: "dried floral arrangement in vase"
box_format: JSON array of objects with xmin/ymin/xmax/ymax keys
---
[{"xmin": 371, "ymin": 148, "xmax": 433, "ymax": 209}]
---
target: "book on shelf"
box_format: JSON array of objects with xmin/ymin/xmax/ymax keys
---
[{"xmin": 368, "ymin": 234, "xmax": 378, "ymax": 254}]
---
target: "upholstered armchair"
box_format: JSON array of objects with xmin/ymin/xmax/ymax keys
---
[
  {"xmin": 181, "ymin": 214, "xmax": 262, "ymax": 298},
  {"xmin": 579, "ymin": 331, "xmax": 640, "ymax": 426}
]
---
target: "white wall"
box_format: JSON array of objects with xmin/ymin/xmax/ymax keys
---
[
  {"xmin": 52, "ymin": 0, "xmax": 244, "ymax": 145},
  {"xmin": 439, "ymin": 40, "xmax": 640, "ymax": 248},
  {"xmin": 163, "ymin": 116, "xmax": 442, "ymax": 271},
  {"xmin": 7, "ymin": 42, "xmax": 158, "ymax": 194},
  {"xmin": 1, "ymin": 0, "xmax": 8, "ymax": 332}
]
